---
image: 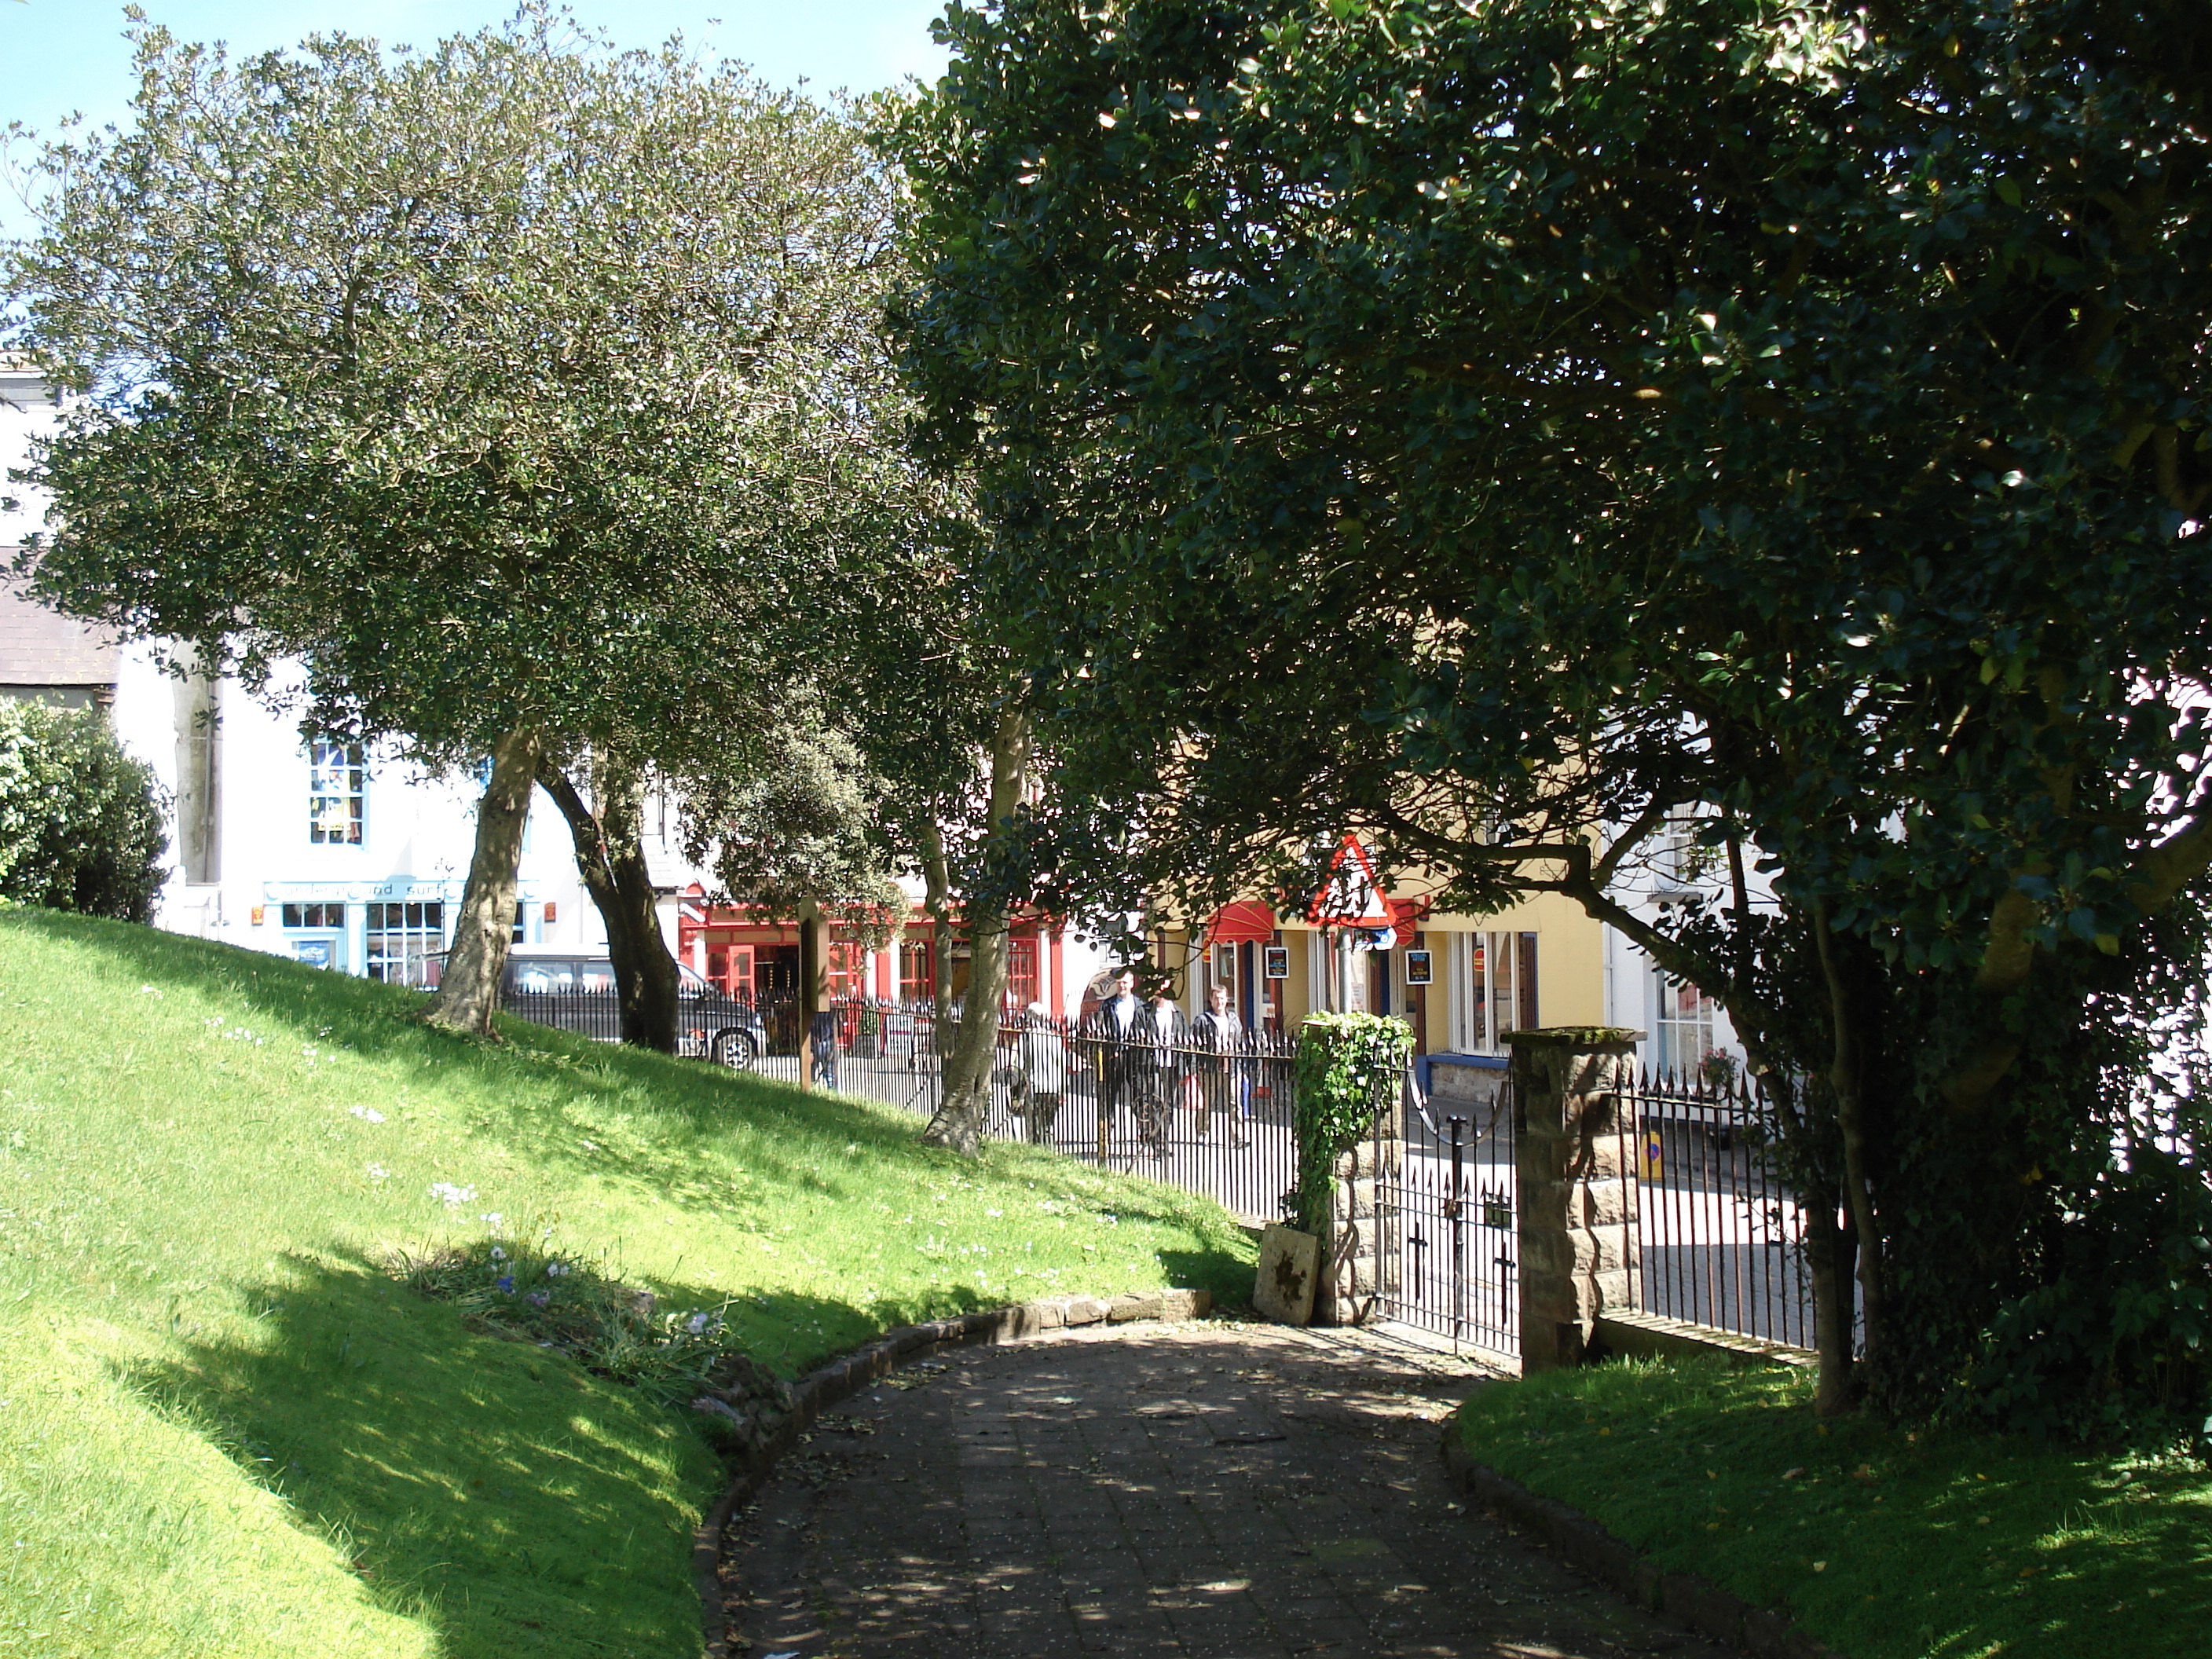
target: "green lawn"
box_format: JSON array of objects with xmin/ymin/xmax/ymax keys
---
[
  {"xmin": 1456, "ymin": 1357, "xmax": 2212, "ymax": 1659},
  {"xmin": 0, "ymin": 909, "xmax": 1254, "ymax": 1658}
]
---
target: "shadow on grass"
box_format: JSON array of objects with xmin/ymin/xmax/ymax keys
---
[
  {"xmin": 127, "ymin": 1245, "xmax": 879, "ymax": 1659},
  {"xmin": 1459, "ymin": 1357, "xmax": 2212, "ymax": 1659}
]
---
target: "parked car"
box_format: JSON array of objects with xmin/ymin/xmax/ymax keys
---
[{"xmin": 447, "ymin": 947, "xmax": 767, "ymax": 1068}]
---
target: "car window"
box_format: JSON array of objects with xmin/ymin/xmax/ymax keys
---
[{"xmin": 513, "ymin": 958, "xmax": 577, "ymax": 992}]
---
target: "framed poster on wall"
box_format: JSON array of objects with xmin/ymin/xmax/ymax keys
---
[
  {"xmin": 1262, "ymin": 944, "xmax": 1289, "ymax": 980},
  {"xmin": 1404, "ymin": 949, "xmax": 1434, "ymax": 986}
]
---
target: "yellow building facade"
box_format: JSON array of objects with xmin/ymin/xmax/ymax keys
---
[{"xmin": 1149, "ymin": 884, "xmax": 1606, "ymax": 1065}]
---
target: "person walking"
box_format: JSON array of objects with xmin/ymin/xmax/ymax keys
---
[
  {"xmin": 808, "ymin": 1006, "xmax": 840, "ymax": 1093},
  {"xmin": 1137, "ymin": 983, "xmax": 1188, "ymax": 1161},
  {"xmin": 1086, "ymin": 967, "xmax": 1147, "ymax": 1156},
  {"xmin": 1015, "ymin": 1001, "xmax": 1068, "ymax": 1145},
  {"xmin": 1192, "ymin": 982, "xmax": 1251, "ymax": 1147}
]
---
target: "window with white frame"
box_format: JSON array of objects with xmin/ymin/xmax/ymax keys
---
[
  {"xmin": 1446, "ymin": 930, "xmax": 1540, "ymax": 1053},
  {"xmin": 307, "ymin": 741, "xmax": 365, "ymax": 844},
  {"xmin": 1652, "ymin": 969, "xmax": 1719, "ymax": 1079},
  {"xmin": 364, "ymin": 902, "xmax": 446, "ymax": 987}
]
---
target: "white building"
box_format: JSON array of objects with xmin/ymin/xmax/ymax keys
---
[
  {"xmin": 2, "ymin": 353, "xmax": 624, "ymax": 977},
  {"xmin": 1601, "ymin": 811, "xmax": 1759, "ymax": 1083}
]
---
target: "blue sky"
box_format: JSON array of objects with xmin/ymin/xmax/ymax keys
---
[{"xmin": 0, "ymin": 1, "xmax": 952, "ymax": 236}]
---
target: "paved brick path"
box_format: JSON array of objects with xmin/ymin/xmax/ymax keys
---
[{"xmin": 725, "ymin": 1319, "xmax": 1732, "ymax": 1658}]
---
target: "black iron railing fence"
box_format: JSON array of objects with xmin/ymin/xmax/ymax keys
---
[
  {"xmin": 498, "ymin": 985, "xmax": 1307, "ymax": 1224},
  {"xmin": 1612, "ymin": 1068, "xmax": 1818, "ymax": 1350},
  {"xmin": 816, "ymin": 1001, "xmax": 1304, "ymax": 1225},
  {"xmin": 496, "ymin": 977, "xmax": 1831, "ymax": 1357}
]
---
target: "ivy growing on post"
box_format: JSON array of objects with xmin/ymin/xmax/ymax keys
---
[{"xmin": 1291, "ymin": 1013, "xmax": 1412, "ymax": 1239}]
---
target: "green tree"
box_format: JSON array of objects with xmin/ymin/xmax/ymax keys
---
[
  {"xmin": 895, "ymin": 0, "xmax": 2212, "ymax": 1418},
  {"xmin": 5, "ymin": 5, "xmax": 901, "ymax": 1039}
]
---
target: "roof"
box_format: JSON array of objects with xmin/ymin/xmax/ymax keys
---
[{"xmin": 0, "ymin": 568, "xmax": 119, "ymax": 689}]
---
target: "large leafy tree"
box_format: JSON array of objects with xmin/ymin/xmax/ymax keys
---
[
  {"xmin": 895, "ymin": 0, "xmax": 2212, "ymax": 1417},
  {"xmin": 5, "ymin": 5, "xmax": 901, "ymax": 1038}
]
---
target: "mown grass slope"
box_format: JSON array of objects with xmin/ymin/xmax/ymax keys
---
[
  {"xmin": 0, "ymin": 910, "xmax": 1254, "ymax": 1658},
  {"xmin": 1458, "ymin": 1357, "xmax": 2212, "ymax": 1659}
]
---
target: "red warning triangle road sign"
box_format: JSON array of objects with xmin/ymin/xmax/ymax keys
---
[{"xmin": 1306, "ymin": 834, "xmax": 1393, "ymax": 928}]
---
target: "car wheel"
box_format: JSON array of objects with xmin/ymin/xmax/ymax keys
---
[{"xmin": 714, "ymin": 1030, "xmax": 758, "ymax": 1071}]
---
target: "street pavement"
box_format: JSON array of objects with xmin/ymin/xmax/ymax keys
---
[{"xmin": 725, "ymin": 1318, "xmax": 1734, "ymax": 1658}]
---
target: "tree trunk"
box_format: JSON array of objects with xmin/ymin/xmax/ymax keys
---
[
  {"xmin": 537, "ymin": 749, "xmax": 680, "ymax": 1053},
  {"xmin": 925, "ymin": 709, "xmax": 1032, "ymax": 1155},
  {"xmin": 1803, "ymin": 1173, "xmax": 1861, "ymax": 1415},
  {"xmin": 1813, "ymin": 899, "xmax": 1887, "ymax": 1375},
  {"xmin": 427, "ymin": 726, "xmax": 544, "ymax": 1036}
]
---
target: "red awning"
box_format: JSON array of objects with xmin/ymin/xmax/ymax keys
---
[
  {"xmin": 1390, "ymin": 896, "xmax": 1431, "ymax": 935},
  {"xmin": 1205, "ymin": 901, "xmax": 1280, "ymax": 943}
]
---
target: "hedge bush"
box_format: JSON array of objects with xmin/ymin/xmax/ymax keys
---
[{"xmin": 0, "ymin": 699, "xmax": 167, "ymax": 921}]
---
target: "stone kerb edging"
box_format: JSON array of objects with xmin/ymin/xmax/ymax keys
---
[
  {"xmin": 1439, "ymin": 1436, "xmax": 1843, "ymax": 1659},
  {"xmin": 693, "ymin": 1288, "xmax": 1215, "ymax": 1659}
]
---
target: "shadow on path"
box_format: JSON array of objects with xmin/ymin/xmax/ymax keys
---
[{"xmin": 727, "ymin": 1319, "xmax": 1734, "ymax": 1657}]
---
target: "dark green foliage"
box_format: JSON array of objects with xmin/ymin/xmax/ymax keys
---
[
  {"xmin": 0, "ymin": 699, "xmax": 166, "ymax": 921},
  {"xmin": 1291, "ymin": 1012, "xmax": 1411, "ymax": 1236},
  {"xmin": 893, "ymin": 0, "xmax": 2212, "ymax": 1424}
]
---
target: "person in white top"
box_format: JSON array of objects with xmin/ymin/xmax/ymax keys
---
[{"xmin": 1137, "ymin": 985, "xmax": 1189, "ymax": 1160}]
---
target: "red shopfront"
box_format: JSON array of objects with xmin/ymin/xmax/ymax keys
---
[{"xmin": 675, "ymin": 888, "xmax": 1066, "ymax": 1014}]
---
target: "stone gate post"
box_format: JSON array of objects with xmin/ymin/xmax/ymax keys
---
[
  {"xmin": 1508, "ymin": 1027, "xmax": 1643, "ymax": 1370},
  {"xmin": 1317, "ymin": 1093, "xmax": 1401, "ymax": 1327}
]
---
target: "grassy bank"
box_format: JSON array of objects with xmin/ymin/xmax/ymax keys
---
[
  {"xmin": 1456, "ymin": 1357, "xmax": 2210, "ymax": 1658},
  {"xmin": 0, "ymin": 909, "xmax": 1253, "ymax": 1658}
]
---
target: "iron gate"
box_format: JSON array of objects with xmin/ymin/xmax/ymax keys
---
[{"xmin": 1376, "ymin": 1074, "xmax": 1518, "ymax": 1353}]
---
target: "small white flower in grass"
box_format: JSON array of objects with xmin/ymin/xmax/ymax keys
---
[
  {"xmin": 480, "ymin": 1212, "xmax": 504, "ymax": 1230},
  {"xmin": 428, "ymin": 1181, "xmax": 476, "ymax": 1207},
  {"xmin": 365, "ymin": 1164, "xmax": 390, "ymax": 1181},
  {"xmin": 685, "ymin": 1310, "xmax": 715, "ymax": 1335},
  {"xmin": 489, "ymin": 1245, "xmax": 508, "ymax": 1262},
  {"xmin": 137, "ymin": 985, "xmax": 162, "ymax": 998},
  {"xmin": 987, "ymin": 1209, "xmax": 1003, "ymax": 1218},
  {"xmin": 349, "ymin": 1105, "xmax": 384, "ymax": 1123},
  {"xmin": 545, "ymin": 1261, "xmax": 573, "ymax": 1277}
]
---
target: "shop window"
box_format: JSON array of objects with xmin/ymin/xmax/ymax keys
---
[
  {"xmin": 1450, "ymin": 930, "xmax": 1539, "ymax": 1052},
  {"xmin": 1007, "ymin": 937, "xmax": 1038, "ymax": 1009},
  {"xmin": 899, "ymin": 941, "xmax": 934, "ymax": 1005},
  {"xmin": 829, "ymin": 939, "xmax": 866, "ymax": 999},
  {"xmin": 710, "ymin": 944, "xmax": 756, "ymax": 1002},
  {"xmin": 280, "ymin": 902, "xmax": 346, "ymax": 929},
  {"xmin": 364, "ymin": 902, "xmax": 446, "ymax": 987},
  {"xmin": 307, "ymin": 742, "xmax": 365, "ymax": 844}
]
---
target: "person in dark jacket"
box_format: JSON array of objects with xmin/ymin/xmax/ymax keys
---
[
  {"xmin": 1086, "ymin": 967, "xmax": 1147, "ymax": 1152},
  {"xmin": 808, "ymin": 1007, "xmax": 840, "ymax": 1093},
  {"xmin": 1192, "ymin": 982, "xmax": 1251, "ymax": 1147}
]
